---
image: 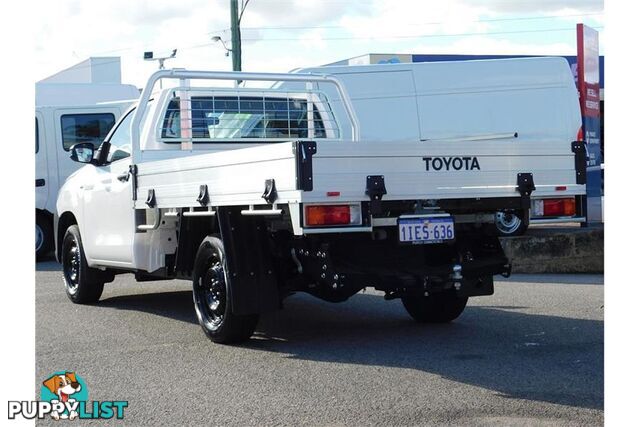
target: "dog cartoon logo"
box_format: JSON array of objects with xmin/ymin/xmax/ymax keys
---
[
  {"xmin": 9, "ymin": 371, "xmax": 127, "ymax": 420},
  {"xmin": 42, "ymin": 372, "xmax": 84, "ymax": 420}
]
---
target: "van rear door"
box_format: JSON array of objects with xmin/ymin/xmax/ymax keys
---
[
  {"xmin": 35, "ymin": 112, "xmax": 49, "ymax": 210},
  {"xmin": 412, "ymin": 57, "xmax": 581, "ymax": 143}
]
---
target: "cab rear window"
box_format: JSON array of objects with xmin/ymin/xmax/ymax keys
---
[{"xmin": 161, "ymin": 96, "xmax": 328, "ymax": 142}]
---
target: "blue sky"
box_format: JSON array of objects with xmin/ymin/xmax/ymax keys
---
[{"xmin": 34, "ymin": 0, "xmax": 604, "ymax": 88}]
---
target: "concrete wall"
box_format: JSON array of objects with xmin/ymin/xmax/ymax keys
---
[{"xmin": 500, "ymin": 226, "xmax": 604, "ymax": 274}]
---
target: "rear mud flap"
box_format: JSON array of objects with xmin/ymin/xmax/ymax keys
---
[{"xmin": 217, "ymin": 207, "xmax": 280, "ymax": 315}]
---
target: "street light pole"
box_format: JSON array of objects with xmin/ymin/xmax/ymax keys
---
[{"xmin": 230, "ymin": 0, "xmax": 242, "ymax": 71}]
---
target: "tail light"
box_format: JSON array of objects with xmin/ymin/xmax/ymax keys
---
[
  {"xmin": 304, "ymin": 203, "xmax": 362, "ymax": 227},
  {"xmin": 577, "ymin": 127, "xmax": 584, "ymax": 141},
  {"xmin": 532, "ymin": 198, "xmax": 576, "ymax": 217}
]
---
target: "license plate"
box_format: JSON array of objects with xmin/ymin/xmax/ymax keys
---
[{"xmin": 398, "ymin": 216, "xmax": 455, "ymax": 244}]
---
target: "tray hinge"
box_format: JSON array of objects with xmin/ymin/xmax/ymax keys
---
[
  {"xmin": 571, "ymin": 140, "xmax": 587, "ymax": 185},
  {"xmin": 366, "ymin": 175, "xmax": 387, "ymax": 215},
  {"xmin": 295, "ymin": 140, "xmax": 317, "ymax": 191},
  {"xmin": 197, "ymin": 184, "xmax": 210, "ymax": 206},
  {"xmin": 262, "ymin": 179, "xmax": 277, "ymax": 204},
  {"xmin": 516, "ymin": 173, "xmax": 535, "ymax": 209}
]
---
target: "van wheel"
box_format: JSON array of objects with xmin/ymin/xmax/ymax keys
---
[
  {"xmin": 494, "ymin": 210, "xmax": 528, "ymax": 236},
  {"xmin": 192, "ymin": 235, "xmax": 259, "ymax": 344},
  {"xmin": 401, "ymin": 291, "xmax": 468, "ymax": 323},
  {"xmin": 36, "ymin": 213, "xmax": 53, "ymax": 260},
  {"xmin": 61, "ymin": 225, "xmax": 104, "ymax": 304}
]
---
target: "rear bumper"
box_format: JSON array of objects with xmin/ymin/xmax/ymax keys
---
[
  {"xmin": 530, "ymin": 216, "xmax": 586, "ymax": 224},
  {"xmin": 290, "ymin": 233, "xmax": 510, "ymax": 302}
]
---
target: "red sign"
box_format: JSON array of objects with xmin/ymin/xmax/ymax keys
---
[
  {"xmin": 576, "ymin": 23, "xmax": 602, "ymax": 222},
  {"xmin": 577, "ymin": 24, "xmax": 601, "ymax": 118}
]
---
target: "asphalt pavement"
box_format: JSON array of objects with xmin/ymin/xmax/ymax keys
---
[{"xmin": 36, "ymin": 259, "xmax": 603, "ymax": 426}]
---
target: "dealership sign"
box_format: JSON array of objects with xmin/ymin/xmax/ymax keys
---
[{"xmin": 576, "ymin": 23, "xmax": 602, "ymax": 222}]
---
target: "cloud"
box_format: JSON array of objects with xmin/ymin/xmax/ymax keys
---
[
  {"xmin": 464, "ymin": 0, "xmax": 603, "ymax": 14},
  {"xmin": 34, "ymin": 0, "xmax": 604, "ymax": 88},
  {"xmin": 241, "ymin": 0, "xmax": 368, "ymax": 28},
  {"xmin": 34, "ymin": 0, "xmax": 230, "ymax": 84},
  {"xmin": 339, "ymin": 0, "xmax": 491, "ymax": 41}
]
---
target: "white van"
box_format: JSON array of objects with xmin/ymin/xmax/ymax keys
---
[
  {"xmin": 36, "ymin": 101, "xmax": 133, "ymax": 258},
  {"xmin": 284, "ymin": 57, "xmax": 584, "ymax": 235}
]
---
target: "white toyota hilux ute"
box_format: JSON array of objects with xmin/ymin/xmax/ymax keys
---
[{"xmin": 55, "ymin": 62, "xmax": 586, "ymax": 343}]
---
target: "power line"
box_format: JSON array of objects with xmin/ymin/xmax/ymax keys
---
[
  {"xmin": 82, "ymin": 12, "xmax": 604, "ymax": 57},
  {"xmin": 239, "ymin": 26, "xmax": 604, "ymax": 42},
  {"xmin": 209, "ymin": 12, "xmax": 603, "ymax": 33},
  {"xmin": 238, "ymin": 0, "xmax": 251, "ymax": 23},
  {"xmin": 67, "ymin": 24, "xmax": 605, "ymax": 67},
  {"xmin": 148, "ymin": 25, "xmax": 605, "ymax": 50}
]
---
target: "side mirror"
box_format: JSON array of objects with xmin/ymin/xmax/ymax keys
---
[{"xmin": 69, "ymin": 143, "xmax": 95, "ymax": 164}]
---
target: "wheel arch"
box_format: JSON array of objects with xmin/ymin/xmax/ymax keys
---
[
  {"xmin": 36, "ymin": 209, "xmax": 55, "ymax": 259},
  {"xmin": 173, "ymin": 215, "xmax": 221, "ymax": 279},
  {"xmin": 56, "ymin": 211, "xmax": 78, "ymax": 262},
  {"xmin": 36, "ymin": 208, "xmax": 53, "ymax": 220}
]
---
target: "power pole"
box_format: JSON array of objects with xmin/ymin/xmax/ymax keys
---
[{"xmin": 230, "ymin": 0, "xmax": 242, "ymax": 71}]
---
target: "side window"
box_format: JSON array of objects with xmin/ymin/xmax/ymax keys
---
[
  {"xmin": 60, "ymin": 113, "xmax": 115, "ymax": 151},
  {"xmin": 106, "ymin": 109, "xmax": 134, "ymax": 163},
  {"xmin": 35, "ymin": 117, "xmax": 39, "ymax": 153}
]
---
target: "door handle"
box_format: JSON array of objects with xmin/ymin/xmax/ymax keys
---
[{"xmin": 117, "ymin": 172, "xmax": 130, "ymax": 182}]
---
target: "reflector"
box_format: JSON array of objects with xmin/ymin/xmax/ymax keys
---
[
  {"xmin": 306, "ymin": 205, "xmax": 351, "ymax": 226},
  {"xmin": 541, "ymin": 198, "xmax": 576, "ymax": 216}
]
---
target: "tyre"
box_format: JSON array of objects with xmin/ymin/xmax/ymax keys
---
[
  {"xmin": 36, "ymin": 212, "xmax": 53, "ymax": 260},
  {"xmin": 401, "ymin": 290, "xmax": 468, "ymax": 323},
  {"xmin": 494, "ymin": 210, "xmax": 528, "ymax": 237},
  {"xmin": 192, "ymin": 235, "xmax": 259, "ymax": 344},
  {"xmin": 61, "ymin": 225, "xmax": 104, "ymax": 304}
]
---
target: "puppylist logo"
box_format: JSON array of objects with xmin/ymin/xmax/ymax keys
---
[{"xmin": 8, "ymin": 371, "xmax": 128, "ymax": 420}]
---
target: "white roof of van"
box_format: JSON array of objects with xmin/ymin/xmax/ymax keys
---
[{"xmin": 35, "ymin": 83, "xmax": 140, "ymax": 107}]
